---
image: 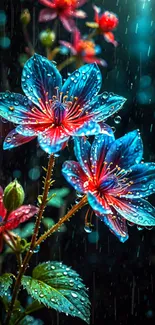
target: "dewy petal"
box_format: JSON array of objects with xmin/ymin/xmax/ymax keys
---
[
  {"xmin": 86, "ymin": 92, "xmax": 126, "ymax": 122},
  {"xmin": 107, "ymin": 196, "xmax": 155, "ymax": 226},
  {"xmin": 105, "ymin": 130, "xmax": 143, "ymax": 169},
  {"xmin": 3, "ymin": 205, "xmax": 39, "ymax": 232},
  {"xmin": 16, "ymin": 123, "xmax": 51, "ymax": 136},
  {"xmin": 122, "ymin": 162, "xmax": 155, "ymax": 198},
  {"xmin": 76, "ymin": 0, "xmax": 87, "ymax": 7},
  {"xmin": 62, "ymin": 161, "xmax": 88, "ymax": 193},
  {"xmin": 21, "ymin": 54, "xmax": 62, "ymax": 108},
  {"xmin": 39, "ymin": 0, "xmax": 55, "ymax": 9},
  {"xmin": 38, "ymin": 126, "xmax": 69, "ymax": 154},
  {"xmin": 0, "ymin": 92, "xmax": 37, "ymax": 124},
  {"xmin": 3, "ymin": 129, "xmax": 36, "ymax": 150},
  {"xmin": 74, "ymin": 137, "xmax": 92, "ymax": 177},
  {"xmin": 60, "ymin": 16, "xmax": 75, "ymax": 32},
  {"xmin": 61, "ymin": 63, "xmax": 102, "ymax": 105},
  {"xmin": 97, "ymin": 210, "xmax": 128, "ymax": 243},
  {"xmin": 72, "ymin": 120, "xmax": 101, "ymax": 137},
  {"xmin": 87, "ymin": 191, "xmax": 112, "ymax": 215},
  {"xmin": 83, "ymin": 56, "xmax": 107, "ymax": 67},
  {"xmin": 104, "ymin": 32, "xmax": 118, "ymax": 47},
  {"xmin": 39, "ymin": 8, "xmax": 57, "ymax": 22},
  {"xmin": 0, "ymin": 187, "xmax": 6, "ymax": 220},
  {"xmin": 73, "ymin": 10, "xmax": 87, "ymax": 18},
  {"xmin": 90, "ymin": 132, "xmax": 115, "ymax": 177}
]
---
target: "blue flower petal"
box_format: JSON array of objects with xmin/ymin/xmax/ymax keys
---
[
  {"xmin": 123, "ymin": 162, "xmax": 155, "ymax": 198},
  {"xmin": 16, "ymin": 123, "xmax": 50, "ymax": 136},
  {"xmin": 100, "ymin": 213, "xmax": 129, "ymax": 243},
  {"xmin": 74, "ymin": 137, "xmax": 92, "ymax": 177},
  {"xmin": 112, "ymin": 197, "xmax": 155, "ymax": 226},
  {"xmin": 87, "ymin": 191, "xmax": 112, "ymax": 215},
  {"xmin": 85, "ymin": 92, "xmax": 126, "ymax": 121},
  {"xmin": 0, "ymin": 92, "xmax": 35, "ymax": 124},
  {"xmin": 105, "ymin": 130, "xmax": 143, "ymax": 169},
  {"xmin": 62, "ymin": 161, "xmax": 87, "ymax": 193},
  {"xmin": 90, "ymin": 131, "xmax": 115, "ymax": 176},
  {"xmin": 21, "ymin": 54, "xmax": 62, "ymax": 108},
  {"xmin": 61, "ymin": 63, "xmax": 101, "ymax": 105},
  {"xmin": 72, "ymin": 120, "xmax": 101, "ymax": 136},
  {"xmin": 3, "ymin": 129, "xmax": 35, "ymax": 150},
  {"xmin": 38, "ymin": 126, "xmax": 69, "ymax": 154}
]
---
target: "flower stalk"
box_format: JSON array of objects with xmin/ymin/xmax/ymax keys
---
[{"xmin": 4, "ymin": 155, "xmax": 87, "ymax": 325}]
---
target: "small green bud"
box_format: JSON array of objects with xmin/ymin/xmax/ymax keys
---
[
  {"xmin": 3, "ymin": 180, "xmax": 25, "ymax": 212},
  {"xmin": 20, "ymin": 9, "xmax": 31, "ymax": 25},
  {"xmin": 39, "ymin": 29, "xmax": 56, "ymax": 47}
]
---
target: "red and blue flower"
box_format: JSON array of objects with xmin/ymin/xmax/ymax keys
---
[
  {"xmin": 62, "ymin": 130, "xmax": 155, "ymax": 242},
  {"xmin": 0, "ymin": 54, "xmax": 126, "ymax": 154},
  {"xmin": 60, "ymin": 28, "xmax": 107, "ymax": 66},
  {"xmin": 39, "ymin": 0, "xmax": 87, "ymax": 32}
]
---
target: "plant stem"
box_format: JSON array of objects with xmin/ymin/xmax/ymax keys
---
[
  {"xmin": 22, "ymin": 25, "xmax": 35, "ymax": 56},
  {"xmin": 30, "ymin": 154, "xmax": 55, "ymax": 247},
  {"xmin": 57, "ymin": 56, "xmax": 76, "ymax": 71},
  {"xmin": 35, "ymin": 195, "xmax": 87, "ymax": 247},
  {"xmin": 14, "ymin": 303, "xmax": 43, "ymax": 325},
  {"xmin": 4, "ymin": 154, "xmax": 55, "ymax": 325}
]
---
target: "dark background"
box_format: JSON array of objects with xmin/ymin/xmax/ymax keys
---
[{"xmin": 1, "ymin": 0, "xmax": 155, "ymax": 324}]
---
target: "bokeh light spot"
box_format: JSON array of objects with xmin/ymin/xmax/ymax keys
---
[
  {"xmin": 88, "ymin": 231, "xmax": 99, "ymax": 243},
  {"xmin": 28, "ymin": 166, "xmax": 41, "ymax": 180},
  {"xmin": 0, "ymin": 37, "xmax": 11, "ymax": 49}
]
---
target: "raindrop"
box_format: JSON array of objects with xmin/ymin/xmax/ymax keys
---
[
  {"xmin": 71, "ymin": 292, "xmax": 78, "ymax": 298},
  {"xmin": 114, "ymin": 115, "xmax": 122, "ymax": 124},
  {"xmin": 33, "ymin": 245, "xmax": 40, "ymax": 253},
  {"xmin": 84, "ymin": 224, "xmax": 92, "ymax": 233}
]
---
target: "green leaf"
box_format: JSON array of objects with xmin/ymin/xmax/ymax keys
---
[
  {"xmin": 19, "ymin": 315, "xmax": 44, "ymax": 325},
  {"xmin": 47, "ymin": 188, "xmax": 70, "ymax": 208},
  {"xmin": 21, "ymin": 261, "xmax": 90, "ymax": 324},
  {"xmin": 42, "ymin": 218, "xmax": 55, "ymax": 229},
  {"xmin": 14, "ymin": 222, "xmax": 35, "ymax": 238},
  {"xmin": 0, "ymin": 273, "xmax": 14, "ymax": 297}
]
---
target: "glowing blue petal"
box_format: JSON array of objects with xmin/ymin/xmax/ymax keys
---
[
  {"xmin": 123, "ymin": 162, "xmax": 155, "ymax": 198},
  {"xmin": 113, "ymin": 197, "xmax": 155, "ymax": 226},
  {"xmin": 85, "ymin": 92, "xmax": 126, "ymax": 121},
  {"xmin": 90, "ymin": 132, "xmax": 115, "ymax": 176},
  {"xmin": 0, "ymin": 92, "xmax": 35, "ymax": 124},
  {"xmin": 74, "ymin": 137, "xmax": 92, "ymax": 177},
  {"xmin": 16, "ymin": 124, "xmax": 50, "ymax": 136},
  {"xmin": 62, "ymin": 161, "xmax": 87, "ymax": 193},
  {"xmin": 38, "ymin": 126, "xmax": 69, "ymax": 154},
  {"xmin": 87, "ymin": 192, "xmax": 112, "ymax": 215},
  {"xmin": 99, "ymin": 212, "xmax": 129, "ymax": 243},
  {"xmin": 3, "ymin": 129, "xmax": 35, "ymax": 150},
  {"xmin": 61, "ymin": 63, "xmax": 101, "ymax": 105},
  {"xmin": 21, "ymin": 54, "xmax": 62, "ymax": 108},
  {"xmin": 73, "ymin": 120, "xmax": 101, "ymax": 136},
  {"xmin": 105, "ymin": 130, "xmax": 143, "ymax": 169}
]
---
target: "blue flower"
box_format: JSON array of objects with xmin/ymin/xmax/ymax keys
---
[
  {"xmin": 62, "ymin": 130, "xmax": 155, "ymax": 242},
  {"xmin": 0, "ymin": 54, "xmax": 126, "ymax": 154}
]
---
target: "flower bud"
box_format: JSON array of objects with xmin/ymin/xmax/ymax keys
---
[
  {"xmin": 39, "ymin": 29, "xmax": 56, "ymax": 47},
  {"xmin": 20, "ymin": 9, "xmax": 31, "ymax": 25},
  {"xmin": 3, "ymin": 180, "xmax": 25, "ymax": 212}
]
